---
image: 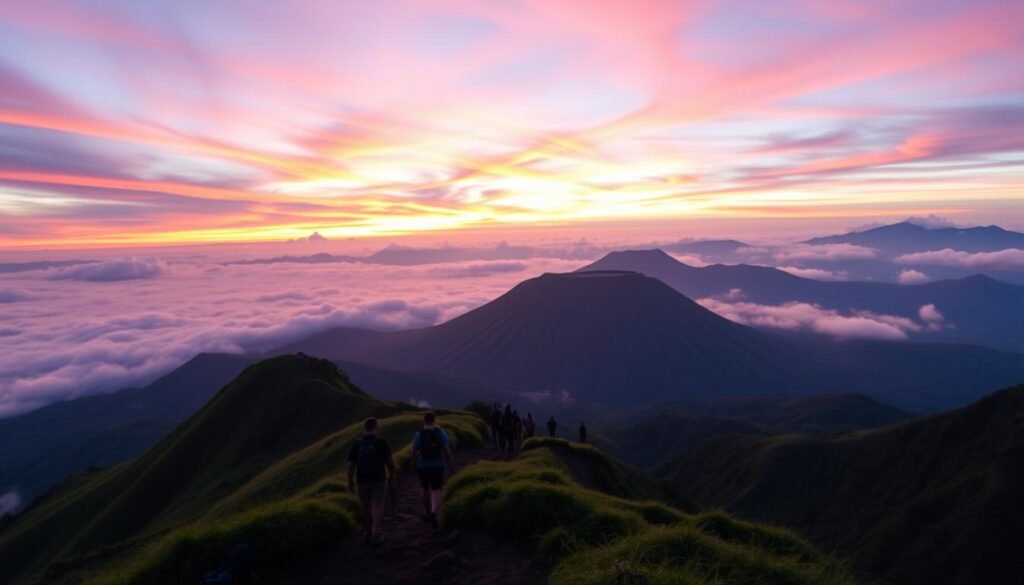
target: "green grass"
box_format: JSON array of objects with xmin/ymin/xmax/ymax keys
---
[
  {"xmin": 81, "ymin": 497, "xmax": 354, "ymax": 585},
  {"xmin": 49, "ymin": 409, "xmax": 486, "ymax": 585},
  {"xmin": 443, "ymin": 444, "xmax": 854, "ymax": 585},
  {"xmin": 521, "ymin": 437, "xmax": 673, "ymax": 503}
]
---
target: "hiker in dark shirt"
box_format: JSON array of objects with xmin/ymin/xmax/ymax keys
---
[
  {"xmin": 412, "ymin": 411, "xmax": 457, "ymax": 529},
  {"xmin": 489, "ymin": 404, "xmax": 502, "ymax": 449},
  {"xmin": 547, "ymin": 416, "xmax": 557, "ymax": 437},
  {"xmin": 524, "ymin": 412, "xmax": 536, "ymax": 438},
  {"xmin": 513, "ymin": 409, "xmax": 523, "ymax": 448},
  {"xmin": 579, "ymin": 421, "xmax": 588, "ymax": 443},
  {"xmin": 501, "ymin": 405, "xmax": 517, "ymax": 452},
  {"xmin": 347, "ymin": 417, "xmax": 396, "ymax": 545}
]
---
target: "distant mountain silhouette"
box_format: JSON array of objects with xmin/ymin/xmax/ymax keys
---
[
  {"xmin": 581, "ymin": 249, "xmax": 1024, "ymax": 352},
  {"xmin": 283, "ymin": 271, "xmax": 806, "ymax": 405},
  {"xmin": 596, "ymin": 394, "xmax": 912, "ymax": 468},
  {"xmin": 0, "ymin": 353, "xmax": 251, "ymax": 510},
  {"xmin": 663, "ymin": 383, "xmax": 1024, "ymax": 585},
  {"xmin": 664, "ymin": 239, "xmax": 749, "ymax": 258},
  {"xmin": 805, "ymin": 221, "xmax": 1024, "ymax": 254},
  {"xmin": 283, "ymin": 270, "xmax": 1024, "ymax": 411}
]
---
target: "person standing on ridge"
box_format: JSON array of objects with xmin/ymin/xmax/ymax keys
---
[
  {"xmin": 513, "ymin": 409, "xmax": 523, "ymax": 449},
  {"xmin": 489, "ymin": 403, "xmax": 502, "ymax": 449},
  {"xmin": 524, "ymin": 412, "xmax": 536, "ymax": 439},
  {"xmin": 347, "ymin": 417, "xmax": 396, "ymax": 546},
  {"xmin": 579, "ymin": 421, "xmax": 588, "ymax": 443},
  {"xmin": 502, "ymin": 404, "xmax": 517, "ymax": 452},
  {"xmin": 547, "ymin": 416, "xmax": 558, "ymax": 437},
  {"xmin": 411, "ymin": 411, "xmax": 458, "ymax": 529}
]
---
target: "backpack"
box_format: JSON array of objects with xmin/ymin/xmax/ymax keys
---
[
  {"xmin": 356, "ymin": 436, "xmax": 382, "ymax": 478},
  {"xmin": 419, "ymin": 428, "xmax": 443, "ymax": 460}
]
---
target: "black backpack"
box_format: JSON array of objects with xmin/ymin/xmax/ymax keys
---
[
  {"xmin": 356, "ymin": 436, "xmax": 382, "ymax": 478},
  {"xmin": 419, "ymin": 428, "xmax": 443, "ymax": 459}
]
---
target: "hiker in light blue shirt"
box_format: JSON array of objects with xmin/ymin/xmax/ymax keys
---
[{"xmin": 411, "ymin": 411, "xmax": 457, "ymax": 529}]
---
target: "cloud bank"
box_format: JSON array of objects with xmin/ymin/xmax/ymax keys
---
[
  {"xmin": 895, "ymin": 248, "xmax": 1024, "ymax": 270},
  {"xmin": 0, "ymin": 253, "xmax": 581, "ymax": 417},
  {"xmin": 897, "ymin": 269, "xmax": 931, "ymax": 284},
  {"xmin": 698, "ymin": 294, "xmax": 947, "ymax": 341},
  {"xmin": 46, "ymin": 257, "xmax": 169, "ymax": 282}
]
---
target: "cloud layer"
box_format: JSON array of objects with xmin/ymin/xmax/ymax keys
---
[
  {"xmin": 698, "ymin": 294, "xmax": 947, "ymax": 341},
  {"xmin": 896, "ymin": 248, "xmax": 1024, "ymax": 270},
  {"xmin": 0, "ymin": 252, "xmax": 582, "ymax": 417}
]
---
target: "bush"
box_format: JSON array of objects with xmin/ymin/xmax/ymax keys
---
[
  {"xmin": 550, "ymin": 525, "xmax": 855, "ymax": 585},
  {"xmin": 85, "ymin": 499, "xmax": 353, "ymax": 585},
  {"xmin": 445, "ymin": 444, "xmax": 853, "ymax": 585}
]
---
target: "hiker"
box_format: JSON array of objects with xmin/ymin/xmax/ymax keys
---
[
  {"xmin": 501, "ymin": 404, "xmax": 517, "ymax": 452},
  {"xmin": 411, "ymin": 411, "xmax": 458, "ymax": 529},
  {"xmin": 579, "ymin": 421, "xmax": 588, "ymax": 443},
  {"xmin": 547, "ymin": 416, "xmax": 557, "ymax": 437},
  {"xmin": 513, "ymin": 409, "xmax": 523, "ymax": 448},
  {"xmin": 489, "ymin": 403, "xmax": 502, "ymax": 449},
  {"xmin": 347, "ymin": 417, "xmax": 396, "ymax": 546},
  {"xmin": 524, "ymin": 412, "xmax": 536, "ymax": 438}
]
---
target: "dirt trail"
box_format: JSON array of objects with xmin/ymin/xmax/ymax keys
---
[{"xmin": 266, "ymin": 445, "xmax": 547, "ymax": 585}]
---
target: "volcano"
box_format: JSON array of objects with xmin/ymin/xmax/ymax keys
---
[{"xmin": 284, "ymin": 270, "xmax": 1024, "ymax": 410}]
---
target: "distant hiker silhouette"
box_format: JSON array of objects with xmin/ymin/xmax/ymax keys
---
[
  {"xmin": 547, "ymin": 416, "xmax": 558, "ymax": 437},
  {"xmin": 501, "ymin": 404, "xmax": 516, "ymax": 452},
  {"xmin": 524, "ymin": 412, "xmax": 536, "ymax": 438},
  {"xmin": 348, "ymin": 417, "xmax": 396, "ymax": 546},
  {"xmin": 579, "ymin": 421, "xmax": 587, "ymax": 443},
  {"xmin": 411, "ymin": 411, "xmax": 457, "ymax": 529},
  {"xmin": 489, "ymin": 403, "xmax": 502, "ymax": 449}
]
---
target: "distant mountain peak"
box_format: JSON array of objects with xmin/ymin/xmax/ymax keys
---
[{"xmin": 805, "ymin": 220, "xmax": 1024, "ymax": 253}]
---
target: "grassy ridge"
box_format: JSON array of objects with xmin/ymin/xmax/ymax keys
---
[
  {"xmin": 64, "ymin": 410, "xmax": 485, "ymax": 585},
  {"xmin": 0, "ymin": 355, "xmax": 485, "ymax": 585},
  {"xmin": 443, "ymin": 442, "xmax": 853, "ymax": 585}
]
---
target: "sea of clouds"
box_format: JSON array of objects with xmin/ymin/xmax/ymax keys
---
[
  {"xmin": 0, "ymin": 252, "xmax": 585, "ymax": 417},
  {"xmin": 3, "ymin": 231, "xmax": 1015, "ymax": 418}
]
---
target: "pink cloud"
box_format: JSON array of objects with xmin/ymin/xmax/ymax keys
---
[
  {"xmin": 698, "ymin": 296, "xmax": 949, "ymax": 341},
  {"xmin": 897, "ymin": 269, "xmax": 931, "ymax": 284},
  {"xmin": 45, "ymin": 257, "xmax": 169, "ymax": 282},
  {"xmin": 777, "ymin": 266, "xmax": 851, "ymax": 281},
  {"xmin": 895, "ymin": 248, "xmax": 1024, "ymax": 270},
  {"xmin": 0, "ymin": 252, "xmax": 582, "ymax": 417}
]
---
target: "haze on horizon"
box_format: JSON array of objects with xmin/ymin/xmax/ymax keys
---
[{"xmin": 1, "ymin": 0, "xmax": 1023, "ymax": 250}]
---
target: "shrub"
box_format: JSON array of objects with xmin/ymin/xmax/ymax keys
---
[
  {"xmin": 550, "ymin": 525, "xmax": 855, "ymax": 585},
  {"xmin": 85, "ymin": 499, "xmax": 353, "ymax": 585}
]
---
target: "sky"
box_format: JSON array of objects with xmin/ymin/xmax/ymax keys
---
[{"xmin": 1, "ymin": 0, "xmax": 1023, "ymax": 250}]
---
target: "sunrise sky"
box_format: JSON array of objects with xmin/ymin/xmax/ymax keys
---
[{"xmin": 2, "ymin": 0, "xmax": 1023, "ymax": 249}]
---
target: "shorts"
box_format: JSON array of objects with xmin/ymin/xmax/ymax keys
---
[
  {"xmin": 417, "ymin": 466, "xmax": 445, "ymax": 490},
  {"xmin": 357, "ymin": 481, "xmax": 388, "ymax": 507}
]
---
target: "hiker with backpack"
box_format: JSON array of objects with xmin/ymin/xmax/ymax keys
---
[
  {"xmin": 411, "ymin": 411, "xmax": 457, "ymax": 529},
  {"xmin": 347, "ymin": 417, "xmax": 397, "ymax": 546},
  {"xmin": 547, "ymin": 416, "xmax": 558, "ymax": 437}
]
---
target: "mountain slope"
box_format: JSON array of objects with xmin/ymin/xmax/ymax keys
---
[
  {"xmin": 284, "ymin": 271, "xmax": 811, "ymax": 405},
  {"xmin": 284, "ymin": 270, "xmax": 1024, "ymax": 411},
  {"xmin": 0, "ymin": 355, "xmax": 394, "ymax": 583},
  {"xmin": 805, "ymin": 221, "xmax": 1024, "ymax": 253},
  {"xmin": 582, "ymin": 249, "xmax": 1024, "ymax": 352},
  {"xmin": 596, "ymin": 394, "xmax": 912, "ymax": 468},
  {"xmin": 663, "ymin": 384, "xmax": 1024, "ymax": 585},
  {"xmin": 0, "ymin": 353, "xmax": 252, "ymax": 510}
]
